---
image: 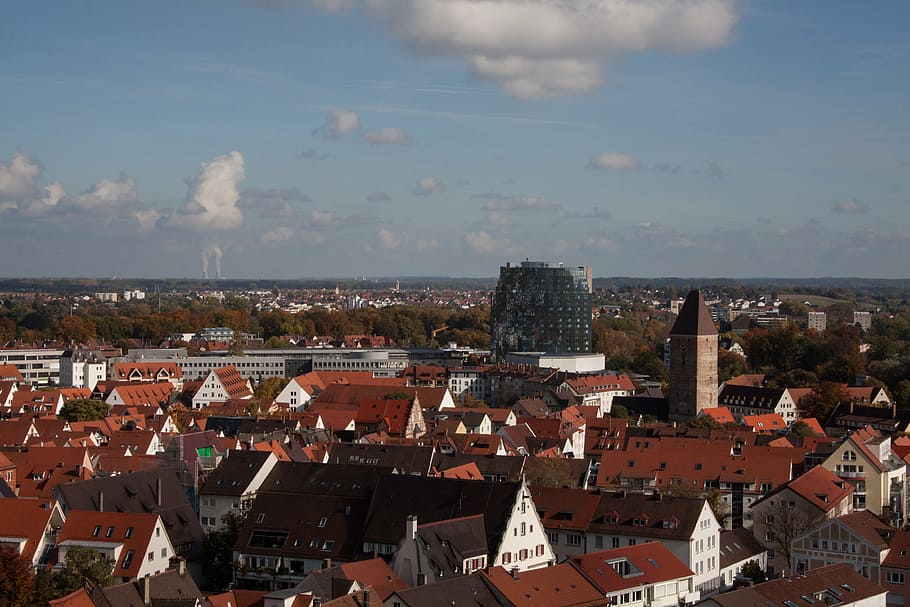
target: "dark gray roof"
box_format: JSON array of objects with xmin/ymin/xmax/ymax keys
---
[
  {"xmin": 587, "ymin": 490, "xmax": 707, "ymax": 541},
  {"xmin": 718, "ymin": 527, "xmax": 767, "ymax": 569},
  {"xmin": 53, "ymin": 468, "xmax": 203, "ymax": 560},
  {"xmin": 237, "ymin": 492, "xmax": 368, "ymax": 561},
  {"xmin": 416, "ymin": 514, "xmax": 489, "ymax": 574},
  {"xmin": 431, "ymin": 453, "xmax": 525, "ymax": 482},
  {"xmin": 259, "ymin": 461, "xmax": 393, "ymax": 498},
  {"xmin": 670, "ymin": 290, "xmax": 717, "ymax": 336},
  {"xmin": 392, "ymin": 572, "xmax": 505, "ymax": 607},
  {"xmin": 200, "ymin": 449, "xmax": 273, "ymax": 497},
  {"xmin": 326, "ymin": 443, "xmax": 435, "ymax": 476},
  {"xmin": 94, "ymin": 569, "xmax": 204, "ymax": 607},
  {"xmin": 718, "ymin": 384, "xmax": 786, "ymax": 410},
  {"xmin": 362, "ymin": 475, "xmax": 520, "ymax": 550}
]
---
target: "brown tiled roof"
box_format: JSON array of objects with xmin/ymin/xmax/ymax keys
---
[
  {"xmin": 482, "ymin": 563, "xmax": 604, "ymax": 606},
  {"xmin": 212, "ymin": 366, "xmax": 253, "ymax": 400},
  {"xmin": 0, "ymin": 498, "xmax": 62, "ymax": 563}
]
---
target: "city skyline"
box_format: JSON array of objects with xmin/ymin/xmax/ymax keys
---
[{"xmin": 1, "ymin": 1, "xmax": 909, "ymax": 279}]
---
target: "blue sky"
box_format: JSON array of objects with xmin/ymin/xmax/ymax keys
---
[{"xmin": 1, "ymin": 1, "xmax": 908, "ymax": 279}]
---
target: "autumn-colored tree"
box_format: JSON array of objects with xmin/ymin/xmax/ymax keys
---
[
  {"xmin": 0, "ymin": 546, "xmax": 35, "ymax": 607},
  {"xmin": 254, "ymin": 377, "xmax": 288, "ymax": 402},
  {"xmin": 799, "ymin": 382, "xmax": 852, "ymax": 421}
]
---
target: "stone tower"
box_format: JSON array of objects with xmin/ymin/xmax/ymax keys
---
[{"xmin": 668, "ymin": 290, "xmax": 718, "ymax": 421}]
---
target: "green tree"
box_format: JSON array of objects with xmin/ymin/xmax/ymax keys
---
[
  {"xmin": 688, "ymin": 415, "xmax": 722, "ymax": 430},
  {"xmin": 610, "ymin": 404, "xmax": 630, "ymax": 419},
  {"xmin": 893, "ymin": 380, "xmax": 910, "ymax": 408},
  {"xmin": 58, "ymin": 399, "xmax": 110, "ymax": 422},
  {"xmin": 202, "ymin": 512, "xmax": 245, "ymax": 591},
  {"xmin": 740, "ymin": 559, "xmax": 767, "ymax": 583},
  {"xmin": 0, "ymin": 546, "xmax": 35, "ymax": 607},
  {"xmin": 789, "ymin": 420, "xmax": 818, "ymax": 437},
  {"xmin": 50, "ymin": 546, "xmax": 113, "ymax": 598}
]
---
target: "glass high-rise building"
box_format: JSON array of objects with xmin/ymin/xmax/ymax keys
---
[{"xmin": 491, "ymin": 261, "xmax": 593, "ymax": 359}]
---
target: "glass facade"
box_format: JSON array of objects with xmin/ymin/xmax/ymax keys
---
[{"xmin": 491, "ymin": 261, "xmax": 592, "ymax": 359}]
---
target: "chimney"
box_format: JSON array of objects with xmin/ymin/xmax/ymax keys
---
[
  {"xmin": 406, "ymin": 514, "xmax": 418, "ymax": 540},
  {"xmin": 98, "ymin": 490, "xmax": 104, "ymax": 512},
  {"xmin": 510, "ymin": 566, "xmax": 519, "ymax": 580},
  {"xmin": 156, "ymin": 476, "xmax": 162, "ymax": 508},
  {"xmin": 362, "ymin": 589, "xmax": 370, "ymax": 605},
  {"xmin": 142, "ymin": 575, "xmax": 151, "ymax": 606},
  {"xmin": 323, "ymin": 558, "xmax": 332, "ymax": 569},
  {"xmin": 178, "ymin": 558, "xmax": 186, "ymax": 576}
]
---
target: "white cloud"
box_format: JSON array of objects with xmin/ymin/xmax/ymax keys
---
[
  {"xmin": 261, "ymin": 225, "xmax": 297, "ymax": 243},
  {"xmin": 310, "ymin": 209, "xmax": 340, "ymax": 226},
  {"xmin": 69, "ymin": 175, "xmax": 139, "ymax": 210},
  {"xmin": 171, "ymin": 151, "xmax": 246, "ymax": 231},
  {"xmin": 362, "ymin": 127, "xmax": 412, "ymax": 145},
  {"xmin": 464, "ymin": 230, "xmax": 497, "ymax": 253},
  {"xmin": 134, "ymin": 208, "xmax": 161, "ymax": 232},
  {"xmin": 377, "ymin": 227, "xmax": 402, "ymax": 250},
  {"xmin": 0, "ymin": 151, "xmax": 42, "ymax": 200},
  {"xmin": 19, "ymin": 182, "xmax": 65, "ymax": 217},
  {"xmin": 316, "ymin": 0, "xmax": 737, "ymax": 99},
  {"xmin": 317, "ymin": 109, "xmax": 361, "ymax": 138},
  {"xmin": 588, "ymin": 152, "xmax": 642, "ymax": 171},
  {"xmin": 475, "ymin": 191, "xmax": 560, "ymax": 212},
  {"xmin": 414, "ymin": 176, "xmax": 444, "ymax": 196},
  {"xmin": 832, "ymin": 199, "xmax": 871, "ymax": 214}
]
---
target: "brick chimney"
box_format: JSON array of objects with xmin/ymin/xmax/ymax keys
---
[{"xmin": 406, "ymin": 514, "xmax": 418, "ymax": 540}]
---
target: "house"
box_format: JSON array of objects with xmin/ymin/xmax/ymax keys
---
[
  {"xmin": 700, "ymin": 564, "xmax": 886, "ymax": 607},
  {"xmin": 0, "ymin": 498, "xmax": 66, "ymax": 570},
  {"xmin": 324, "ymin": 443, "xmax": 436, "ymax": 476},
  {"xmin": 53, "ymin": 468, "xmax": 204, "ymax": 562},
  {"xmin": 819, "ymin": 426, "xmax": 907, "ymax": 520},
  {"xmin": 716, "ymin": 384, "xmax": 799, "ymax": 423},
  {"xmin": 361, "ymin": 475, "xmax": 555, "ymax": 572},
  {"xmin": 555, "ymin": 373, "xmax": 636, "ymax": 417},
  {"xmin": 750, "ymin": 465, "xmax": 854, "ymax": 575},
  {"xmin": 6, "ymin": 446, "xmax": 95, "ymax": 499},
  {"xmin": 55, "ymin": 510, "xmax": 176, "ymax": 581},
  {"xmin": 790, "ymin": 510, "xmax": 897, "ymax": 582},
  {"xmin": 596, "ymin": 438, "xmax": 803, "ymax": 529},
  {"xmin": 392, "ymin": 513, "xmax": 489, "ymax": 586},
  {"xmin": 199, "ymin": 450, "xmax": 279, "ymax": 530},
  {"xmin": 293, "ymin": 557, "xmax": 408, "ymax": 603},
  {"xmin": 192, "ymin": 365, "xmax": 253, "ymax": 410},
  {"xmin": 716, "ymin": 527, "xmax": 767, "ymax": 589},
  {"xmin": 63, "ymin": 565, "xmax": 205, "ymax": 607},
  {"xmin": 580, "ymin": 490, "xmax": 720, "ymax": 594},
  {"xmin": 569, "ymin": 542, "xmax": 698, "ymax": 607},
  {"xmin": 111, "ymin": 362, "xmax": 183, "ymax": 390},
  {"xmin": 233, "ymin": 491, "xmax": 370, "ymax": 589},
  {"xmin": 106, "ymin": 382, "xmax": 175, "ymax": 408}
]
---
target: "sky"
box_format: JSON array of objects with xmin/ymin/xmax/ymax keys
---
[{"xmin": 1, "ymin": 0, "xmax": 908, "ymax": 279}]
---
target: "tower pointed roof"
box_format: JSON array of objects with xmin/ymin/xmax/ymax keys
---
[{"xmin": 670, "ymin": 290, "xmax": 717, "ymax": 336}]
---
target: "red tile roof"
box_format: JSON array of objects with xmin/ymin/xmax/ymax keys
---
[
  {"xmin": 482, "ymin": 563, "xmax": 604, "ymax": 607},
  {"xmin": 570, "ymin": 541, "xmax": 693, "ymax": 593},
  {"xmin": 212, "ymin": 366, "xmax": 253, "ymax": 400},
  {"xmin": 56, "ymin": 510, "xmax": 162, "ymax": 579},
  {"xmin": 0, "ymin": 498, "xmax": 62, "ymax": 563}
]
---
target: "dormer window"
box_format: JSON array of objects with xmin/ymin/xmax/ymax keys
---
[{"xmin": 633, "ymin": 517, "xmax": 648, "ymax": 527}]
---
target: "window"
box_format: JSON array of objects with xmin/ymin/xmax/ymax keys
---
[
  {"xmin": 161, "ymin": 548, "xmax": 166, "ymax": 558},
  {"xmin": 148, "ymin": 552, "xmax": 154, "ymax": 562},
  {"xmin": 125, "ymin": 527, "xmax": 134, "ymax": 539},
  {"xmin": 256, "ymin": 513, "xmax": 265, "ymax": 523},
  {"xmin": 502, "ymin": 552, "xmax": 511, "ymax": 565},
  {"xmin": 322, "ymin": 540, "xmax": 335, "ymax": 551},
  {"xmin": 612, "ymin": 537, "xmax": 621, "ymax": 548},
  {"xmin": 888, "ymin": 572, "xmax": 906, "ymax": 584},
  {"xmin": 548, "ymin": 532, "xmax": 559, "ymax": 544},
  {"xmin": 122, "ymin": 550, "xmax": 134, "ymax": 569},
  {"xmin": 92, "ymin": 525, "xmax": 101, "ymax": 537},
  {"xmin": 105, "ymin": 526, "xmax": 115, "ymax": 538},
  {"xmin": 566, "ymin": 534, "xmax": 582, "ymax": 546},
  {"xmin": 521, "ymin": 522, "xmax": 526, "ymax": 536},
  {"xmin": 318, "ymin": 517, "xmax": 328, "ymax": 528},
  {"xmin": 536, "ymin": 544, "xmax": 544, "ymax": 556}
]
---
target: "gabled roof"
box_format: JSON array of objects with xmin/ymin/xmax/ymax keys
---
[
  {"xmin": 670, "ymin": 290, "xmax": 717, "ymax": 336},
  {"xmin": 201, "ymin": 450, "xmax": 275, "ymax": 497},
  {"xmin": 390, "ymin": 571, "xmax": 502, "ymax": 607},
  {"xmin": 415, "ymin": 513, "xmax": 489, "ymax": 574},
  {"xmin": 758, "ymin": 465, "xmax": 853, "ymax": 513},
  {"xmin": 482, "ymin": 563, "xmax": 604, "ymax": 606},
  {"xmin": 0, "ymin": 364, "xmax": 24, "ymax": 382},
  {"xmin": 108, "ymin": 382, "xmax": 174, "ymax": 407},
  {"xmin": 325, "ymin": 443, "xmax": 435, "ymax": 475},
  {"xmin": 718, "ymin": 527, "xmax": 766, "ymax": 569},
  {"xmin": 54, "ymin": 468, "xmax": 203, "ymax": 559},
  {"xmin": 830, "ymin": 510, "xmax": 895, "ymax": 549},
  {"xmin": 587, "ymin": 490, "xmax": 707, "ymax": 540},
  {"xmin": 531, "ymin": 486, "xmax": 601, "ymax": 531},
  {"xmin": 570, "ymin": 541, "xmax": 693, "ymax": 593},
  {"xmin": 0, "ymin": 498, "xmax": 63, "ymax": 563},
  {"xmin": 56, "ymin": 510, "xmax": 161, "ymax": 579},
  {"xmin": 742, "ymin": 413, "xmax": 786, "ymax": 431},
  {"xmin": 112, "ymin": 362, "xmax": 182, "ymax": 381},
  {"xmin": 362, "ymin": 475, "xmax": 523, "ymax": 550},
  {"xmin": 212, "ymin": 365, "xmax": 253, "ymax": 399},
  {"xmin": 701, "ymin": 407, "xmax": 736, "ymax": 424}
]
